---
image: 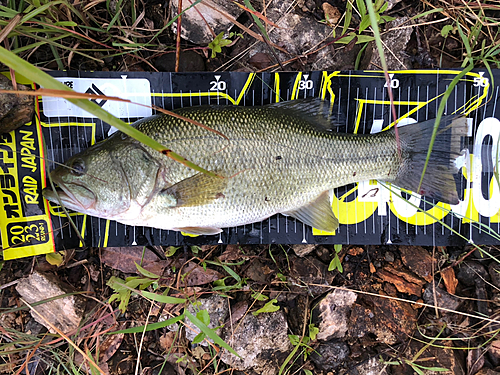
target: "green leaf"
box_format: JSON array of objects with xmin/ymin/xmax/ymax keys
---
[
  {"xmin": 336, "ymin": 32, "xmax": 357, "ymax": 44},
  {"xmin": 192, "ymin": 331, "xmax": 206, "ymax": 344},
  {"xmin": 45, "ymin": 252, "xmax": 64, "ymax": 266},
  {"xmin": 276, "ymin": 273, "xmax": 287, "ymax": 282},
  {"xmin": 309, "ymin": 324, "xmax": 319, "ymax": 341},
  {"xmin": 441, "ymin": 24, "xmax": 454, "ymax": 38},
  {"xmin": 334, "ymin": 244, "xmax": 342, "ymax": 253},
  {"xmin": 288, "ymin": 334, "xmax": 300, "ymax": 346},
  {"xmin": 328, "ymin": 254, "xmax": 343, "ymax": 272},
  {"xmin": 252, "ymin": 299, "xmax": 280, "ymax": 316},
  {"xmin": 165, "ymin": 246, "xmax": 179, "ymax": 257},
  {"xmin": 251, "ymin": 292, "xmax": 269, "ymax": 301},
  {"xmin": 141, "ymin": 291, "xmax": 186, "ymax": 304},
  {"xmin": 304, "ymin": 370, "xmax": 313, "ymax": 375},
  {"xmin": 191, "ymin": 246, "xmax": 202, "ymax": 255},
  {"xmin": 135, "ymin": 263, "xmax": 160, "ymax": 279},
  {"xmin": 356, "ymin": 0, "xmax": 366, "ymax": 16},
  {"xmin": 356, "ymin": 35, "xmax": 375, "ymax": 44},
  {"xmin": 185, "ymin": 310, "xmax": 239, "ymax": 357},
  {"xmin": 342, "ymin": 1, "xmax": 352, "ymax": 35},
  {"xmin": 359, "ymin": 15, "xmax": 372, "ymax": 32},
  {"xmin": 380, "ymin": 15, "xmax": 395, "ymax": 23},
  {"xmin": 196, "ymin": 310, "xmax": 210, "ymax": 326}
]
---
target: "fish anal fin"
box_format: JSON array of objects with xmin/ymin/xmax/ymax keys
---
[
  {"xmin": 175, "ymin": 227, "xmax": 222, "ymax": 235},
  {"xmin": 162, "ymin": 173, "xmax": 227, "ymax": 207},
  {"xmin": 283, "ymin": 191, "xmax": 339, "ymax": 232}
]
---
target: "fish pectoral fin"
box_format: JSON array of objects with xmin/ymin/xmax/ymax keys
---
[
  {"xmin": 162, "ymin": 173, "xmax": 227, "ymax": 207},
  {"xmin": 175, "ymin": 227, "xmax": 222, "ymax": 235},
  {"xmin": 283, "ymin": 191, "xmax": 339, "ymax": 232}
]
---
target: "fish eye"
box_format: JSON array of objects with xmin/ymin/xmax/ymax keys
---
[{"xmin": 69, "ymin": 159, "xmax": 86, "ymax": 176}]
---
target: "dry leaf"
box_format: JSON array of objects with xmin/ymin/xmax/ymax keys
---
[
  {"xmin": 100, "ymin": 247, "xmax": 171, "ymax": 276},
  {"xmin": 322, "ymin": 3, "xmax": 341, "ymax": 26},
  {"xmin": 441, "ymin": 267, "xmax": 458, "ymax": 295},
  {"xmin": 180, "ymin": 263, "xmax": 222, "ymax": 286},
  {"xmin": 99, "ymin": 331, "xmax": 124, "ymax": 363},
  {"xmin": 159, "ymin": 331, "xmax": 177, "ymax": 352}
]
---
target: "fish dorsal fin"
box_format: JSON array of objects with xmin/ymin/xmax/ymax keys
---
[
  {"xmin": 282, "ymin": 191, "xmax": 339, "ymax": 232},
  {"xmin": 162, "ymin": 173, "xmax": 227, "ymax": 207},
  {"xmin": 266, "ymin": 98, "xmax": 345, "ymax": 132}
]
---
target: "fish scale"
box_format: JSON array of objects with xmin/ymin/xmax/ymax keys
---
[{"xmin": 42, "ymin": 99, "xmax": 467, "ymax": 235}]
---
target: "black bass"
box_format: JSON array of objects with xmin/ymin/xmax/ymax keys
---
[{"xmin": 42, "ymin": 99, "xmax": 466, "ymax": 235}]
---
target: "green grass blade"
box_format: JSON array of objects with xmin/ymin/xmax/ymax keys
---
[
  {"xmin": 107, "ymin": 314, "xmax": 185, "ymax": 334},
  {"xmin": 184, "ymin": 310, "xmax": 240, "ymax": 357},
  {"xmin": 0, "ymin": 46, "xmax": 221, "ymax": 178}
]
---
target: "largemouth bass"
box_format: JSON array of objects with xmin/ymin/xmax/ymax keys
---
[{"xmin": 42, "ymin": 99, "xmax": 466, "ymax": 235}]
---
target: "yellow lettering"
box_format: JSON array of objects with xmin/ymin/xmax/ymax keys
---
[
  {"xmin": 19, "ymin": 130, "xmax": 36, "ymax": 151},
  {"xmin": 22, "ymin": 175, "xmax": 39, "ymax": 204}
]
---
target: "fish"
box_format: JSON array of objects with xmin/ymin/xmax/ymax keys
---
[{"xmin": 42, "ymin": 98, "xmax": 467, "ymax": 235}]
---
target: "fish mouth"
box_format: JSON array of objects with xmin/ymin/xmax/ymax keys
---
[{"xmin": 42, "ymin": 181, "xmax": 96, "ymax": 212}]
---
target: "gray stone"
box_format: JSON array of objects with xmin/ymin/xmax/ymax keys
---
[
  {"xmin": 170, "ymin": 0, "xmax": 243, "ymax": 45},
  {"xmin": 457, "ymin": 261, "xmax": 488, "ymax": 286},
  {"xmin": 238, "ymin": 0, "xmax": 362, "ymax": 71},
  {"xmin": 0, "ymin": 74, "xmax": 34, "ymax": 134},
  {"xmin": 16, "ymin": 271, "xmax": 85, "ymax": 334},
  {"xmin": 154, "ymin": 51, "xmax": 206, "ymax": 72},
  {"xmin": 290, "ymin": 244, "xmax": 316, "ymax": 257},
  {"xmin": 185, "ymin": 294, "xmax": 228, "ymax": 345},
  {"xmin": 369, "ymin": 17, "xmax": 413, "ymax": 70},
  {"xmin": 220, "ymin": 310, "xmax": 292, "ymax": 375},
  {"xmin": 310, "ymin": 340, "xmax": 349, "ymax": 371},
  {"xmin": 489, "ymin": 264, "xmax": 500, "ymax": 289},
  {"xmin": 350, "ymin": 357, "xmax": 389, "ymax": 374},
  {"xmin": 423, "ymin": 284, "xmax": 462, "ymax": 312},
  {"xmin": 317, "ymin": 290, "xmax": 357, "ymax": 341}
]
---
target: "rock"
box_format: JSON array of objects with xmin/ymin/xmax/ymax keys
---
[
  {"xmin": 290, "ymin": 244, "xmax": 316, "ymax": 257},
  {"xmin": 488, "ymin": 340, "xmax": 500, "ymax": 367},
  {"xmin": 310, "ymin": 340, "xmax": 349, "ymax": 371},
  {"xmin": 237, "ymin": 0, "xmax": 363, "ymax": 71},
  {"xmin": 399, "ymin": 246, "xmax": 435, "ymax": 282},
  {"xmin": 0, "ymin": 74, "xmax": 34, "ymax": 134},
  {"xmin": 170, "ymin": 0, "xmax": 243, "ymax": 45},
  {"xmin": 384, "ymin": 251, "xmax": 395, "ymax": 263},
  {"xmin": 489, "ymin": 264, "xmax": 500, "ymax": 289},
  {"xmin": 349, "ymin": 296, "xmax": 418, "ymax": 345},
  {"xmin": 220, "ymin": 310, "xmax": 292, "ymax": 375},
  {"xmin": 288, "ymin": 255, "xmax": 334, "ymax": 295},
  {"xmin": 369, "ymin": 17, "xmax": 413, "ymax": 70},
  {"xmin": 316, "ymin": 290, "xmax": 357, "ymax": 341},
  {"xmin": 423, "ymin": 284, "xmax": 462, "ymax": 311},
  {"xmin": 154, "ymin": 51, "xmax": 206, "ymax": 72},
  {"xmin": 16, "ymin": 271, "xmax": 85, "ymax": 334},
  {"xmin": 457, "ymin": 261, "xmax": 489, "ymax": 286},
  {"xmin": 185, "ymin": 294, "xmax": 229, "ymax": 345},
  {"xmin": 350, "ymin": 357, "xmax": 389, "ymax": 375}
]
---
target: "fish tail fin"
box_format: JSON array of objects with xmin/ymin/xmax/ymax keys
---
[{"xmin": 391, "ymin": 116, "xmax": 468, "ymax": 205}]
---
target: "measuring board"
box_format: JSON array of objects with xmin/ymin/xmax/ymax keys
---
[{"xmin": 1, "ymin": 70, "xmax": 499, "ymax": 259}]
